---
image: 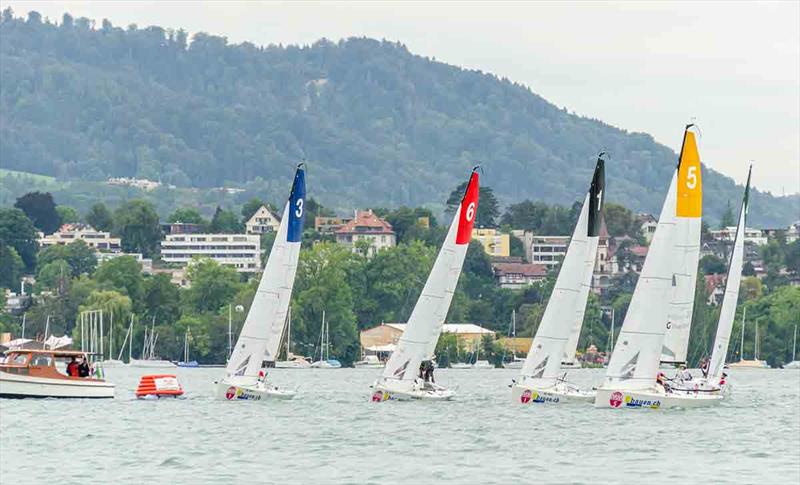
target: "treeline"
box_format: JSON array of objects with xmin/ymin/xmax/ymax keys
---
[{"xmin": 1, "ymin": 9, "xmax": 797, "ymax": 226}]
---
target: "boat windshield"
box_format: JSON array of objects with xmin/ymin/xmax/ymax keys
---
[
  {"xmin": 30, "ymin": 354, "xmax": 53, "ymax": 367},
  {"xmin": 10, "ymin": 353, "xmax": 29, "ymax": 365}
]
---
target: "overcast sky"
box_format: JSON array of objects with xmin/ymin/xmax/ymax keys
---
[{"xmin": 7, "ymin": 1, "xmax": 800, "ymax": 195}]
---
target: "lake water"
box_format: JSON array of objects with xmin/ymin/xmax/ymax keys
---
[{"xmin": 1, "ymin": 367, "xmax": 798, "ymax": 484}]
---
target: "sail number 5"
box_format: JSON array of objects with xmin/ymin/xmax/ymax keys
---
[
  {"xmin": 686, "ymin": 166, "xmax": 698, "ymax": 190},
  {"xmin": 465, "ymin": 202, "xmax": 476, "ymax": 222},
  {"xmin": 295, "ymin": 198, "xmax": 304, "ymax": 218}
]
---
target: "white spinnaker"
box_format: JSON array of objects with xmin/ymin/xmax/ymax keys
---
[
  {"xmin": 708, "ymin": 184, "xmax": 748, "ymax": 381},
  {"xmin": 521, "ymin": 193, "xmax": 591, "ymax": 382},
  {"xmin": 225, "ymin": 201, "xmax": 301, "ymax": 381},
  {"xmin": 380, "ymin": 204, "xmax": 468, "ymax": 386},
  {"xmin": 661, "ymin": 201, "xmax": 702, "ymax": 364},
  {"xmin": 562, "ymin": 233, "xmax": 600, "ymax": 365},
  {"xmin": 602, "ymin": 172, "xmax": 678, "ymax": 390}
]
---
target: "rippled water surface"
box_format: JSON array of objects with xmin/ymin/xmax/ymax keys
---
[{"xmin": 1, "ymin": 367, "xmax": 798, "ymax": 484}]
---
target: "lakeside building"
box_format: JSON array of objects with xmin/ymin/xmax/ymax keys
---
[
  {"xmin": 245, "ymin": 205, "xmax": 281, "ymax": 235},
  {"xmin": 335, "ymin": 210, "xmax": 395, "ymax": 257},
  {"xmin": 38, "ymin": 224, "xmax": 121, "ymax": 251},
  {"xmin": 360, "ymin": 323, "xmax": 495, "ymax": 355},
  {"xmin": 491, "ymin": 262, "xmax": 548, "ymax": 289},
  {"xmin": 530, "ymin": 235, "xmax": 570, "ymax": 266},
  {"xmin": 315, "ymin": 215, "xmax": 354, "ymax": 234},
  {"xmin": 161, "ymin": 222, "xmax": 205, "ymax": 235},
  {"xmin": 710, "ymin": 226, "xmax": 768, "ymax": 246},
  {"xmin": 160, "ymin": 233, "xmax": 260, "ymax": 272},
  {"xmin": 637, "ymin": 213, "xmax": 658, "ymax": 243},
  {"xmin": 471, "ymin": 228, "xmax": 510, "ymax": 258}
]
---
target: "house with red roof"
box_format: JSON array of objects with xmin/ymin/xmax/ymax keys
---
[
  {"xmin": 492, "ymin": 262, "xmax": 548, "ymax": 289},
  {"xmin": 335, "ymin": 210, "xmax": 396, "ymax": 257}
]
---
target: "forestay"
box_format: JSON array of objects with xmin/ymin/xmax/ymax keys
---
[
  {"xmin": 521, "ymin": 157, "xmax": 604, "ymax": 381},
  {"xmin": 380, "ymin": 169, "xmax": 480, "ymax": 387},
  {"xmin": 661, "ymin": 128, "xmax": 703, "ymax": 364},
  {"xmin": 224, "ymin": 166, "xmax": 306, "ymax": 381},
  {"xmin": 603, "ymin": 125, "xmax": 701, "ymax": 390},
  {"xmin": 708, "ymin": 168, "xmax": 751, "ymax": 381}
]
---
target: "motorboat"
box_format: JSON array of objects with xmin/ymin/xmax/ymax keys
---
[
  {"xmin": 354, "ymin": 355, "xmax": 384, "ymax": 369},
  {"xmin": 472, "ymin": 360, "xmax": 494, "ymax": 369},
  {"xmin": 0, "ymin": 349, "xmax": 115, "ymax": 398},
  {"xmin": 728, "ymin": 359, "xmax": 769, "ymax": 369},
  {"xmin": 310, "ymin": 359, "xmax": 342, "ymax": 369},
  {"xmin": 275, "ymin": 356, "xmax": 311, "ymax": 369},
  {"xmin": 177, "ymin": 361, "xmax": 199, "ymax": 368},
  {"xmin": 502, "ymin": 357, "xmax": 525, "ymax": 369}
]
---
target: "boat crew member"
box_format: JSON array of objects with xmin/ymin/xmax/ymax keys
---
[
  {"xmin": 656, "ymin": 372, "xmax": 671, "ymax": 393},
  {"xmin": 66, "ymin": 357, "xmax": 79, "ymax": 377},
  {"xmin": 424, "ymin": 360, "xmax": 435, "ymax": 383},
  {"xmin": 678, "ymin": 364, "xmax": 692, "ymax": 382},
  {"xmin": 78, "ymin": 357, "xmax": 91, "ymax": 378},
  {"xmin": 700, "ymin": 358, "xmax": 709, "ymax": 378}
]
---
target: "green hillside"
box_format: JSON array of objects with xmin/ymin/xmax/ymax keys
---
[{"xmin": 0, "ymin": 10, "xmax": 797, "ymax": 226}]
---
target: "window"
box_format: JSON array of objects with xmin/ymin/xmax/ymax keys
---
[
  {"xmin": 12, "ymin": 353, "xmax": 29, "ymax": 365},
  {"xmin": 31, "ymin": 355, "xmax": 52, "ymax": 367}
]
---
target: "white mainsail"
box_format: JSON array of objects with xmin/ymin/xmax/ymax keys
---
[
  {"xmin": 521, "ymin": 157, "xmax": 604, "ymax": 382},
  {"xmin": 708, "ymin": 167, "xmax": 751, "ymax": 381},
  {"xmin": 379, "ymin": 169, "xmax": 480, "ymax": 391},
  {"xmin": 224, "ymin": 166, "xmax": 306, "ymax": 382},
  {"xmin": 601, "ymin": 125, "xmax": 702, "ymax": 391}
]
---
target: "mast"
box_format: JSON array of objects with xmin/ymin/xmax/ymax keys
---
[
  {"xmin": 754, "ymin": 318, "xmax": 759, "ymax": 361},
  {"xmin": 129, "ymin": 315, "xmax": 133, "ymax": 362},
  {"xmin": 109, "ymin": 310, "xmax": 114, "ymax": 361},
  {"xmin": 741, "ymin": 308, "xmax": 746, "ymax": 360},
  {"xmin": 793, "ymin": 324, "xmax": 797, "ymax": 362},
  {"xmin": 228, "ymin": 304, "xmax": 233, "ymax": 360}
]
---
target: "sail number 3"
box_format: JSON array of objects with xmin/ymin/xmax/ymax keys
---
[{"xmin": 295, "ymin": 198, "xmax": 304, "ymax": 218}]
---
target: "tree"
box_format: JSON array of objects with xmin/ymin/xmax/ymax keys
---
[
  {"xmin": 38, "ymin": 240, "xmax": 97, "ymax": 277},
  {"xmin": 240, "ymin": 198, "xmax": 266, "ymax": 224},
  {"xmin": 36, "ymin": 259, "xmax": 72, "ymax": 293},
  {"xmin": 85, "ymin": 203, "xmax": 114, "ymax": 232},
  {"xmin": 168, "ymin": 207, "xmax": 208, "ymax": 226},
  {"xmin": 114, "ymin": 200, "xmax": 162, "ymax": 257},
  {"xmin": 14, "ymin": 192, "xmax": 61, "ymax": 234},
  {"xmin": 56, "ymin": 206, "xmax": 80, "ymax": 224},
  {"xmin": 209, "ymin": 206, "xmax": 243, "ymax": 234},
  {"xmin": 94, "ymin": 256, "xmax": 144, "ymax": 306},
  {"xmin": 699, "ymin": 255, "xmax": 727, "ymax": 275},
  {"xmin": 0, "ymin": 208, "xmax": 38, "ymax": 270},
  {"xmin": 142, "ymin": 273, "xmax": 182, "ymax": 323},
  {"xmin": 446, "ymin": 183, "xmax": 500, "ymax": 228},
  {"xmin": 0, "ymin": 245, "xmax": 24, "ymax": 290},
  {"xmin": 185, "ymin": 258, "xmax": 241, "ymax": 313},
  {"xmin": 509, "ymin": 233, "xmax": 526, "ymax": 261},
  {"xmin": 603, "ymin": 203, "xmax": 640, "ymax": 238},
  {"xmin": 719, "ymin": 200, "xmax": 736, "ymax": 228}
]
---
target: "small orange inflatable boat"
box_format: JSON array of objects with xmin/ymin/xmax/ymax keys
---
[{"xmin": 135, "ymin": 374, "xmax": 184, "ymax": 399}]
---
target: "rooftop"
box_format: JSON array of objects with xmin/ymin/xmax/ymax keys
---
[
  {"xmin": 492, "ymin": 262, "xmax": 548, "ymax": 278},
  {"xmin": 335, "ymin": 210, "xmax": 394, "ymax": 235}
]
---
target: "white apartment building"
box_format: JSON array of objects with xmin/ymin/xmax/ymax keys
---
[
  {"xmin": 39, "ymin": 224, "xmax": 121, "ymax": 251},
  {"xmin": 245, "ymin": 206, "xmax": 281, "ymax": 235},
  {"xmin": 530, "ymin": 236, "xmax": 570, "ymax": 266},
  {"xmin": 96, "ymin": 252, "xmax": 153, "ymax": 274},
  {"xmin": 160, "ymin": 234, "xmax": 261, "ymax": 272},
  {"xmin": 710, "ymin": 226, "xmax": 768, "ymax": 246}
]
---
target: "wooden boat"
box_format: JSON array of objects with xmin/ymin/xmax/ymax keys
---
[{"xmin": 0, "ymin": 349, "xmax": 115, "ymax": 398}]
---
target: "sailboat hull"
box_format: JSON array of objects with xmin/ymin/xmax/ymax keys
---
[
  {"xmin": 594, "ymin": 387, "xmax": 722, "ymax": 409},
  {"xmin": 216, "ymin": 380, "xmax": 296, "ymax": 401},
  {"xmin": 510, "ymin": 382, "xmax": 595, "ymax": 404},
  {"xmin": 371, "ymin": 380, "xmax": 455, "ymax": 401}
]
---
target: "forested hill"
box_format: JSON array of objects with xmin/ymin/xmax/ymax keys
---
[{"xmin": 1, "ymin": 11, "xmax": 797, "ymax": 226}]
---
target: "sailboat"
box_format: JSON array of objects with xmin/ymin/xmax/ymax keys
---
[
  {"xmin": 595, "ymin": 124, "xmax": 721, "ymax": 409},
  {"xmin": 728, "ymin": 307, "xmax": 770, "ymax": 369},
  {"xmin": 502, "ymin": 310, "xmax": 525, "ymax": 369},
  {"xmin": 100, "ymin": 311, "xmax": 125, "ymax": 367},
  {"xmin": 371, "ymin": 167, "xmax": 480, "ymax": 401},
  {"xmin": 275, "ymin": 307, "xmax": 311, "ymax": 369},
  {"xmin": 784, "ymin": 325, "xmax": 800, "ymax": 369},
  {"xmin": 687, "ymin": 168, "xmax": 754, "ymax": 392},
  {"xmin": 511, "ymin": 154, "xmax": 604, "ymax": 404},
  {"xmin": 310, "ymin": 310, "xmax": 342, "ymax": 368},
  {"xmin": 130, "ymin": 318, "xmax": 176, "ymax": 368},
  {"xmin": 215, "ymin": 164, "xmax": 306, "ymax": 401},
  {"xmin": 177, "ymin": 329, "xmax": 199, "ymax": 367}
]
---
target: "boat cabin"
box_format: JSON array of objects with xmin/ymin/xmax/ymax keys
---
[{"xmin": 1, "ymin": 349, "xmax": 105, "ymax": 381}]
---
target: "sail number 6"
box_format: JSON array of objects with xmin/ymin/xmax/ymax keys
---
[
  {"xmin": 686, "ymin": 166, "xmax": 697, "ymax": 190},
  {"xmin": 295, "ymin": 198, "xmax": 304, "ymax": 218},
  {"xmin": 465, "ymin": 202, "xmax": 476, "ymax": 222}
]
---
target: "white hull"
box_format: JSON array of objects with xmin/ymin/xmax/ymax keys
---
[
  {"xmin": 216, "ymin": 379, "xmax": 296, "ymax": 401},
  {"xmin": 449, "ymin": 363, "xmax": 472, "ymax": 369},
  {"xmin": 502, "ymin": 361, "xmax": 524, "ymax": 369},
  {"xmin": 354, "ymin": 362, "xmax": 384, "ymax": 369},
  {"xmin": 510, "ymin": 381, "xmax": 595, "ymax": 404},
  {"xmin": 783, "ymin": 361, "xmax": 800, "ymax": 369},
  {"xmin": 472, "ymin": 360, "xmax": 494, "ymax": 369},
  {"xmin": 100, "ymin": 359, "xmax": 126, "ymax": 367},
  {"xmin": 561, "ymin": 361, "xmax": 583, "ymax": 370},
  {"xmin": 594, "ymin": 387, "xmax": 722, "ymax": 409},
  {"xmin": 310, "ymin": 361, "xmax": 341, "ymax": 369},
  {"xmin": 371, "ymin": 379, "xmax": 455, "ymax": 401},
  {"xmin": 0, "ymin": 370, "xmax": 115, "ymax": 399},
  {"xmin": 129, "ymin": 358, "xmax": 176, "ymax": 368},
  {"xmin": 728, "ymin": 359, "xmax": 770, "ymax": 369}
]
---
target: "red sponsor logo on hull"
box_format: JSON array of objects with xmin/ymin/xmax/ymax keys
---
[{"xmin": 609, "ymin": 391, "xmax": 623, "ymax": 408}]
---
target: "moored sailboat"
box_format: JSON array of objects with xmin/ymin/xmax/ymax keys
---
[
  {"xmin": 371, "ymin": 167, "xmax": 480, "ymax": 401},
  {"xmin": 511, "ymin": 154, "xmax": 604, "ymax": 404},
  {"xmin": 595, "ymin": 124, "xmax": 721, "ymax": 409},
  {"xmin": 215, "ymin": 164, "xmax": 306, "ymax": 401}
]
